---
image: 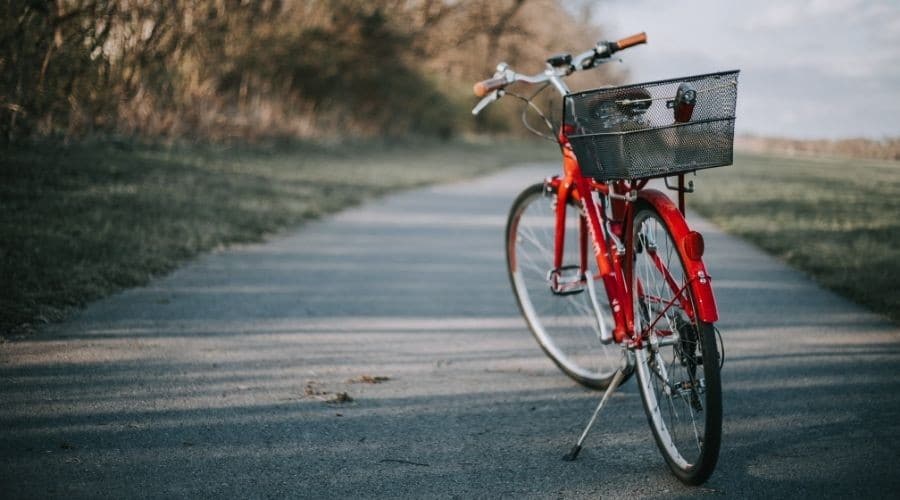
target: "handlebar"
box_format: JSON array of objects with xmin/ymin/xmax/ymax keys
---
[
  {"xmin": 611, "ymin": 32, "xmax": 647, "ymax": 53},
  {"xmin": 473, "ymin": 76, "xmax": 509, "ymax": 98},
  {"xmin": 471, "ymin": 31, "xmax": 648, "ymax": 114}
]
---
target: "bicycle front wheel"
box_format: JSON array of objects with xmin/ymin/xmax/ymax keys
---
[
  {"xmin": 632, "ymin": 204, "xmax": 722, "ymax": 485},
  {"xmin": 506, "ymin": 183, "xmax": 627, "ymax": 389}
]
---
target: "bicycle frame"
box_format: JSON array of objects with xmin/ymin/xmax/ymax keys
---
[
  {"xmin": 485, "ymin": 32, "xmax": 727, "ymax": 484},
  {"xmin": 546, "ymin": 130, "xmax": 719, "ymax": 347},
  {"xmin": 473, "ymin": 34, "xmax": 719, "ymax": 348}
]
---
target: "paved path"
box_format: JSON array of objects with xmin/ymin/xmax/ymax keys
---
[{"xmin": 2, "ymin": 165, "xmax": 899, "ymax": 498}]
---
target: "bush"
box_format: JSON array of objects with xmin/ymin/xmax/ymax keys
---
[{"xmin": 0, "ymin": 0, "xmax": 619, "ymax": 143}]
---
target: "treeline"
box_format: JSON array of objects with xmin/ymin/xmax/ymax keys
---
[
  {"xmin": 736, "ymin": 135, "xmax": 900, "ymax": 162},
  {"xmin": 1, "ymin": 0, "xmax": 618, "ymax": 143}
]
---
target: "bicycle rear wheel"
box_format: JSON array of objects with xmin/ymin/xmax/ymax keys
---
[
  {"xmin": 632, "ymin": 204, "xmax": 722, "ymax": 485},
  {"xmin": 506, "ymin": 183, "xmax": 628, "ymax": 389}
]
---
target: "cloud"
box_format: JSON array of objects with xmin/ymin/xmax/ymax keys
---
[
  {"xmin": 744, "ymin": 4, "xmax": 803, "ymax": 30},
  {"xmin": 808, "ymin": 0, "xmax": 864, "ymax": 17},
  {"xmin": 577, "ymin": 0, "xmax": 900, "ymax": 138},
  {"xmin": 745, "ymin": 0, "xmax": 867, "ymax": 30}
]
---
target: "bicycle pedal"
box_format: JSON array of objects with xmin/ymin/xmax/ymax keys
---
[{"xmin": 548, "ymin": 265, "xmax": 586, "ymax": 296}]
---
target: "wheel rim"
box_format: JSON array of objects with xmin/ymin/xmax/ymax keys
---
[
  {"xmin": 633, "ymin": 209, "xmax": 711, "ymax": 469},
  {"xmin": 508, "ymin": 187, "xmax": 622, "ymax": 383}
]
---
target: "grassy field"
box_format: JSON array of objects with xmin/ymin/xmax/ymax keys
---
[
  {"xmin": 690, "ymin": 152, "xmax": 900, "ymax": 323},
  {"xmin": 0, "ymin": 139, "xmax": 558, "ymax": 335}
]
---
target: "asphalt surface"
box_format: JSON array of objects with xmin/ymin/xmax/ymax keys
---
[{"xmin": 2, "ymin": 164, "xmax": 899, "ymax": 499}]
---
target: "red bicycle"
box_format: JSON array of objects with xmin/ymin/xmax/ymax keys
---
[{"xmin": 473, "ymin": 32, "xmax": 738, "ymax": 484}]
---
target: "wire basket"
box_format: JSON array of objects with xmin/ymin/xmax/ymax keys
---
[{"xmin": 564, "ymin": 70, "xmax": 739, "ymax": 180}]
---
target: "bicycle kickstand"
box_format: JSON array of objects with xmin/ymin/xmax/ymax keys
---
[{"xmin": 563, "ymin": 368, "xmax": 627, "ymax": 461}]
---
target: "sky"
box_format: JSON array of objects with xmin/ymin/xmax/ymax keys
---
[{"xmin": 573, "ymin": 0, "xmax": 900, "ymax": 139}]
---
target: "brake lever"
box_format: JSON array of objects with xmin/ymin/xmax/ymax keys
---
[
  {"xmin": 471, "ymin": 90, "xmax": 503, "ymax": 116},
  {"xmin": 572, "ymin": 48, "xmax": 599, "ymax": 71}
]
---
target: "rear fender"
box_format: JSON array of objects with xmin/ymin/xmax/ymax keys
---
[{"xmin": 636, "ymin": 189, "xmax": 719, "ymax": 323}]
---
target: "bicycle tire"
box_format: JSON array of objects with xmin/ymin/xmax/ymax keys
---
[
  {"xmin": 506, "ymin": 183, "xmax": 629, "ymax": 389},
  {"xmin": 631, "ymin": 203, "xmax": 722, "ymax": 484}
]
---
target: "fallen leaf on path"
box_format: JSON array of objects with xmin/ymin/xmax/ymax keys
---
[
  {"xmin": 347, "ymin": 375, "xmax": 390, "ymax": 384},
  {"xmin": 301, "ymin": 382, "xmax": 354, "ymax": 404},
  {"xmin": 304, "ymin": 381, "xmax": 327, "ymax": 396},
  {"xmin": 326, "ymin": 392, "xmax": 353, "ymax": 404},
  {"xmin": 380, "ymin": 458, "xmax": 429, "ymax": 467}
]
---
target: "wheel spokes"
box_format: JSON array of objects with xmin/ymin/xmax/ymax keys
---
[
  {"xmin": 508, "ymin": 187, "xmax": 625, "ymax": 386},
  {"xmin": 634, "ymin": 211, "xmax": 710, "ymax": 468}
]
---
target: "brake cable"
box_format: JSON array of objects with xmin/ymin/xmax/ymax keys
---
[{"xmin": 506, "ymin": 83, "xmax": 557, "ymax": 142}]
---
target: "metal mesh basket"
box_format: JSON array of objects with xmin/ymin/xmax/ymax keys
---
[{"xmin": 564, "ymin": 70, "xmax": 739, "ymax": 180}]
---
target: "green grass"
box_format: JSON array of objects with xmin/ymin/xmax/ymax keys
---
[
  {"xmin": 0, "ymin": 138, "xmax": 558, "ymax": 335},
  {"xmin": 690, "ymin": 152, "xmax": 900, "ymax": 323}
]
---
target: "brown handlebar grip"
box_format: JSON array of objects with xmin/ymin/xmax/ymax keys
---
[
  {"xmin": 613, "ymin": 32, "xmax": 647, "ymax": 51},
  {"xmin": 473, "ymin": 77, "xmax": 508, "ymax": 97}
]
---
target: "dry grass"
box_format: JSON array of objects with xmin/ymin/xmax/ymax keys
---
[
  {"xmin": 737, "ymin": 135, "xmax": 900, "ymax": 162},
  {"xmin": 3, "ymin": 1, "xmax": 616, "ymax": 142}
]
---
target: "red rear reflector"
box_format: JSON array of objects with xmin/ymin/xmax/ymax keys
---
[{"xmin": 683, "ymin": 231, "xmax": 704, "ymax": 260}]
